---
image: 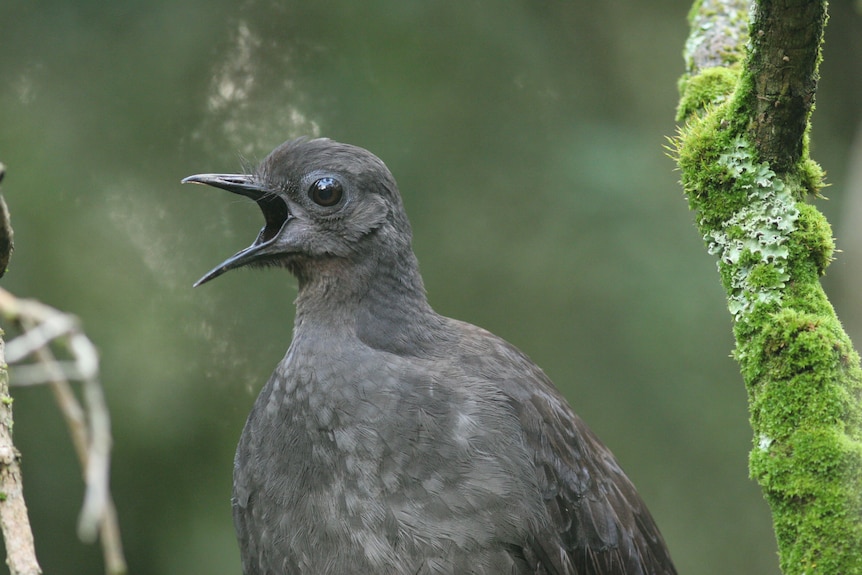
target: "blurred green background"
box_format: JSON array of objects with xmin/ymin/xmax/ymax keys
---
[{"xmin": 1, "ymin": 1, "xmax": 860, "ymax": 574}]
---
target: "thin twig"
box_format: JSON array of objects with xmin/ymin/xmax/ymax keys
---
[
  {"xmin": 7, "ymin": 362, "xmax": 89, "ymax": 387},
  {"xmin": 0, "ymin": 287, "xmax": 127, "ymax": 575}
]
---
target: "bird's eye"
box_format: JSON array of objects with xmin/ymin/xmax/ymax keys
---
[{"xmin": 309, "ymin": 177, "xmax": 344, "ymax": 207}]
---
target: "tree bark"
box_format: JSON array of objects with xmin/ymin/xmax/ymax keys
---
[
  {"xmin": 0, "ymin": 165, "xmax": 41, "ymax": 575},
  {"xmin": 0, "ymin": 337, "xmax": 42, "ymax": 575},
  {"xmin": 744, "ymin": 0, "xmax": 826, "ymax": 172}
]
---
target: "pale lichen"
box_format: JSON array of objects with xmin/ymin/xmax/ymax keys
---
[{"xmin": 705, "ymin": 137, "xmax": 799, "ymax": 320}]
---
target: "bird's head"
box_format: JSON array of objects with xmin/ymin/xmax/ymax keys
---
[{"xmin": 184, "ymin": 138, "xmax": 414, "ymax": 287}]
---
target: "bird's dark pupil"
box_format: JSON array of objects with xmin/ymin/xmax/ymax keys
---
[{"xmin": 310, "ymin": 177, "xmax": 343, "ymax": 207}]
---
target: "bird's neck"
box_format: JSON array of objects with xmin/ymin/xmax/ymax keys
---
[{"xmin": 292, "ymin": 249, "xmax": 448, "ymax": 355}]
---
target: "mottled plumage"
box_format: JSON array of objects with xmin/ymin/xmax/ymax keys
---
[{"xmin": 185, "ymin": 138, "xmax": 677, "ymax": 575}]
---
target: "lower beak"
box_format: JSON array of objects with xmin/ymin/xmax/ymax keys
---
[{"xmin": 182, "ymin": 173, "xmax": 292, "ymax": 286}]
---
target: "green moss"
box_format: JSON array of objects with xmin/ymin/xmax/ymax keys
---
[
  {"xmin": 798, "ymin": 155, "xmax": 826, "ymax": 197},
  {"xmin": 687, "ymin": 0, "xmax": 705, "ymax": 25},
  {"xmin": 734, "ymin": 296, "xmax": 862, "ymax": 571},
  {"xmin": 676, "ymin": 66, "xmax": 739, "ymax": 121},
  {"xmin": 754, "ymin": 429, "xmax": 843, "ymax": 490},
  {"xmin": 788, "ymin": 203, "xmax": 835, "ymax": 276},
  {"xmin": 747, "ymin": 262, "xmax": 784, "ymax": 290},
  {"xmin": 751, "ymin": 428, "xmax": 862, "ymax": 574},
  {"xmin": 675, "ymin": 104, "xmax": 749, "ymax": 228}
]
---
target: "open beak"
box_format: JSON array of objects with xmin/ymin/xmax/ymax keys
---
[{"xmin": 182, "ymin": 173, "xmax": 292, "ymax": 286}]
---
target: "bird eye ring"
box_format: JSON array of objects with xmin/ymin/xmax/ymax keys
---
[{"xmin": 309, "ymin": 177, "xmax": 344, "ymax": 207}]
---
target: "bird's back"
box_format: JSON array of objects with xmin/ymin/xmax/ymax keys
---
[{"xmin": 446, "ymin": 319, "xmax": 677, "ymax": 575}]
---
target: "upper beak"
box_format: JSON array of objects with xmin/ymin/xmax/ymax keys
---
[{"xmin": 182, "ymin": 173, "xmax": 292, "ymax": 286}]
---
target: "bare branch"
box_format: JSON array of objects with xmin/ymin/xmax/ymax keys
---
[
  {"xmin": 0, "ymin": 288, "xmax": 127, "ymax": 575},
  {"xmin": 744, "ymin": 0, "xmax": 826, "ymax": 171},
  {"xmin": 0, "ymin": 337, "xmax": 42, "ymax": 575}
]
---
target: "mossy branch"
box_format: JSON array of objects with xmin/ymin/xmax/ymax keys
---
[{"xmin": 673, "ymin": 1, "xmax": 862, "ymax": 573}]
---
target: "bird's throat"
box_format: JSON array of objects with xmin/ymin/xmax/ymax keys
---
[{"xmin": 292, "ymin": 251, "xmax": 447, "ymax": 356}]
